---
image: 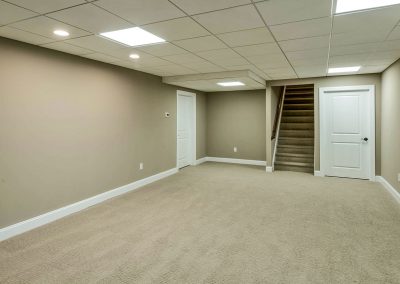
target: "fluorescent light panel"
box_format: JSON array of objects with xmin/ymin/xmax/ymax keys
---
[
  {"xmin": 100, "ymin": 27, "xmax": 165, "ymax": 47},
  {"xmin": 129, "ymin": 54, "xmax": 140, "ymax": 59},
  {"xmin": 336, "ymin": 0, "xmax": 400, "ymax": 13},
  {"xmin": 328, "ymin": 66, "xmax": 361, "ymax": 74},
  {"xmin": 53, "ymin": 30, "xmax": 69, "ymax": 37},
  {"xmin": 217, "ymin": 81, "xmax": 245, "ymax": 87}
]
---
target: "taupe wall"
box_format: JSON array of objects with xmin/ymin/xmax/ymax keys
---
[
  {"xmin": 0, "ymin": 37, "xmax": 204, "ymax": 228},
  {"xmin": 269, "ymin": 74, "xmax": 382, "ymax": 173},
  {"xmin": 381, "ymin": 60, "xmax": 400, "ymax": 192},
  {"xmin": 206, "ymin": 90, "xmax": 266, "ymax": 161}
]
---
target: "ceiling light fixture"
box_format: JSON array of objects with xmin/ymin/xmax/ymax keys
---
[
  {"xmin": 53, "ymin": 30, "xmax": 69, "ymax": 37},
  {"xmin": 100, "ymin": 27, "xmax": 165, "ymax": 47},
  {"xmin": 129, "ymin": 54, "xmax": 140, "ymax": 59},
  {"xmin": 217, "ymin": 81, "xmax": 245, "ymax": 87},
  {"xmin": 328, "ymin": 66, "xmax": 361, "ymax": 74},
  {"xmin": 335, "ymin": 0, "xmax": 400, "ymax": 13}
]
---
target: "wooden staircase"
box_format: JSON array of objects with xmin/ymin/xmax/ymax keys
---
[{"xmin": 274, "ymin": 84, "xmax": 314, "ymax": 173}]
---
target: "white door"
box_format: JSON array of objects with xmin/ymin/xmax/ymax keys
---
[
  {"xmin": 320, "ymin": 86, "xmax": 375, "ymax": 180},
  {"xmin": 177, "ymin": 91, "xmax": 195, "ymax": 169}
]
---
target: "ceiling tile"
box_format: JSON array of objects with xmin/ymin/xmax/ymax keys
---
[
  {"xmin": 173, "ymin": 36, "xmax": 227, "ymax": 52},
  {"xmin": 330, "ymin": 42, "xmax": 380, "ymax": 56},
  {"xmin": 290, "ymin": 57, "xmax": 327, "ymax": 67},
  {"xmin": 186, "ymin": 61, "xmax": 226, "ymax": 73},
  {"xmin": 193, "ymin": 5, "xmax": 264, "ymax": 34},
  {"xmin": 387, "ymin": 26, "xmax": 400, "ymax": 41},
  {"xmin": 65, "ymin": 35, "xmax": 125, "ymax": 53},
  {"xmin": 82, "ymin": 52, "xmax": 121, "ymax": 63},
  {"xmin": 261, "ymin": 66, "xmax": 295, "ymax": 74},
  {"xmin": 0, "ymin": 1, "xmax": 37, "ymax": 25},
  {"xmin": 294, "ymin": 65, "xmax": 326, "ymax": 78},
  {"xmin": 378, "ymin": 40, "xmax": 400, "ymax": 52},
  {"xmin": 94, "ymin": 0, "xmax": 185, "ymax": 25},
  {"xmin": 234, "ymin": 42, "xmax": 281, "ymax": 56},
  {"xmin": 217, "ymin": 27, "xmax": 275, "ymax": 47},
  {"xmin": 162, "ymin": 53, "xmax": 205, "ymax": 65},
  {"xmin": 102, "ymin": 48, "xmax": 154, "ymax": 60},
  {"xmin": 247, "ymin": 52, "xmax": 290, "ymax": 68},
  {"xmin": 256, "ymin": 0, "xmax": 331, "ymax": 26},
  {"xmin": 125, "ymin": 56, "xmax": 172, "ymax": 67},
  {"xmin": 329, "ymin": 53, "xmax": 370, "ymax": 66},
  {"xmin": 196, "ymin": 48, "xmax": 241, "ymax": 61},
  {"xmin": 330, "ymin": 32, "xmax": 386, "ymax": 46},
  {"xmin": 332, "ymin": 6, "xmax": 400, "ymax": 36},
  {"xmin": 270, "ymin": 17, "xmax": 331, "ymax": 41},
  {"xmin": 41, "ymin": 41, "xmax": 93, "ymax": 55},
  {"xmin": 6, "ymin": 0, "xmax": 85, "ymax": 13},
  {"xmin": 10, "ymin": 16, "xmax": 90, "ymax": 40},
  {"xmin": 286, "ymin": 48, "xmax": 328, "ymax": 61},
  {"xmin": 169, "ymin": 0, "xmax": 250, "ymax": 15},
  {"xmin": 212, "ymin": 57, "xmax": 249, "ymax": 67},
  {"xmin": 154, "ymin": 64, "xmax": 197, "ymax": 75},
  {"xmin": 0, "ymin": 26, "xmax": 53, "ymax": 45},
  {"xmin": 137, "ymin": 43, "xmax": 187, "ymax": 56},
  {"xmin": 47, "ymin": 3, "xmax": 132, "ymax": 33},
  {"xmin": 279, "ymin": 35, "xmax": 330, "ymax": 52},
  {"xmin": 361, "ymin": 65, "xmax": 390, "ymax": 73},
  {"xmin": 142, "ymin": 17, "xmax": 209, "ymax": 41}
]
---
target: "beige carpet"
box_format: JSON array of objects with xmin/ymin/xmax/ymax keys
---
[{"xmin": 1, "ymin": 163, "xmax": 400, "ymax": 283}]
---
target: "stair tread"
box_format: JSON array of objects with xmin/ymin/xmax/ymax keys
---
[
  {"xmin": 278, "ymin": 144, "xmax": 314, "ymax": 149},
  {"xmin": 275, "ymin": 161, "xmax": 314, "ymax": 167}
]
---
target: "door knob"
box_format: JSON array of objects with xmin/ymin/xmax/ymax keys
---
[{"xmin": 362, "ymin": 137, "xmax": 369, "ymax": 142}]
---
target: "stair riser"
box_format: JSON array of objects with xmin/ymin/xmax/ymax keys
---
[
  {"xmin": 279, "ymin": 138, "xmax": 314, "ymax": 146},
  {"xmin": 283, "ymin": 104, "xmax": 314, "ymax": 110},
  {"xmin": 279, "ymin": 130, "xmax": 314, "ymax": 138},
  {"xmin": 276, "ymin": 156, "xmax": 314, "ymax": 163},
  {"xmin": 280, "ymin": 123, "xmax": 314, "ymax": 130},
  {"xmin": 281, "ymin": 116, "xmax": 314, "ymax": 123},
  {"xmin": 275, "ymin": 165, "xmax": 314, "ymax": 174},
  {"xmin": 277, "ymin": 147, "xmax": 314, "ymax": 155},
  {"xmin": 284, "ymin": 99, "xmax": 314, "ymax": 104},
  {"xmin": 282, "ymin": 110, "xmax": 314, "ymax": 116}
]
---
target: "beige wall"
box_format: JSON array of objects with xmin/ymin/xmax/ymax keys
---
[
  {"xmin": 196, "ymin": 92, "xmax": 207, "ymax": 159},
  {"xmin": 0, "ymin": 37, "xmax": 204, "ymax": 228},
  {"xmin": 206, "ymin": 90, "xmax": 266, "ymax": 161},
  {"xmin": 269, "ymin": 74, "xmax": 382, "ymax": 173},
  {"xmin": 381, "ymin": 60, "xmax": 400, "ymax": 192}
]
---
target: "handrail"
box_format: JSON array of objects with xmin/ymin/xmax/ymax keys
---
[
  {"xmin": 271, "ymin": 86, "xmax": 285, "ymax": 140},
  {"xmin": 271, "ymin": 85, "xmax": 286, "ymax": 171}
]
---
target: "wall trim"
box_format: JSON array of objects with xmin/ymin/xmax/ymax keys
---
[
  {"xmin": 376, "ymin": 176, "xmax": 400, "ymax": 204},
  {"xmin": 314, "ymin": 171, "xmax": 324, "ymax": 177},
  {"xmin": 206, "ymin": 157, "xmax": 267, "ymax": 166},
  {"xmin": 0, "ymin": 168, "xmax": 178, "ymax": 242},
  {"xmin": 194, "ymin": 157, "xmax": 207, "ymax": 165},
  {"xmin": 265, "ymin": 166, "xmax": 273, "ymax": 173}
]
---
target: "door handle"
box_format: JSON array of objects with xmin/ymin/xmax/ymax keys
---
[{"xmin": 362, "ymin": 137, "xmax": 369, "ymax": 142}]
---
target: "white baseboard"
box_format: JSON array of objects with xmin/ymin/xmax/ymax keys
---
[
  {"xmin": 265, "ymin": 166, "xmax": 273, "ymax": 173},
  {"xmin": 314, "ymin": 171, "xmax": 324, "ymax": 177},
  {"xmin": 376, "ymin": 176, "xmax": 400, "ymax": 204},
  {"xmin": 0, "ymin": 168, "xmax": 178, "ymax": 242},
  {"xmin": 206, "ymin": 157, "xmax": 267, "ymax": 166},
  {"xmin": 194, "ymin": 157, "xmax": 207, "ymax": 165}
]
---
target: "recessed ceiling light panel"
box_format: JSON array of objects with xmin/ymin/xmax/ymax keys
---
[
  {"xmin": 336, "ymin": 0, "xmax": 400, "ymax": 13},
  {"xmin": 328, "ymin": 66, "xmax": 361, "ymax": 74},
  {"xmin": 129, "ymin": 54, "xmax": 140, "ymax": 59},
  {"xmin": 217, "ymin": 81, "xmax": 245, "ymax": 87},
  {"xmin": 53, "ymin": 30, "xmax": 69, "ymax": 37},
  {"xmin": 100, "ymin": 27, "xmax": 165, "ymax": 47}
]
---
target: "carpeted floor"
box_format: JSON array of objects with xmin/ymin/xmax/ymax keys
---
[{"xmin": 1, "ymin": 162, "xmax": 400, "ymax": 283}]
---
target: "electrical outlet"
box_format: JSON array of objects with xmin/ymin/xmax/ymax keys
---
[
  {"xmin": 139, "ymin": 163, "xmax": 144, "ymax": 170},
  {"xmin": 233, "ymin": 146, "xmax": 237, "ymax": 153}
]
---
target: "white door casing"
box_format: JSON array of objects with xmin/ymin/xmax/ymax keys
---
[
  {"xmin": 177, "ymin": 90, "xmax": 196, "ymax": 169},
  {"xmin": 319, "ymin": 85, "xmax": 375, "ymax": 180}
]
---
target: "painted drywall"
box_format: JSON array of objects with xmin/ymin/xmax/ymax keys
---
[
  {"xmin": 381, "ymin": 59, "xmax": 400, "ymax": 192},
  {"xmin": 196, "ymin": 92, "xmax": 207, "ymax": 160},
  {"xmin": 0, "ymin": 37, "xmax": 204, "ymax": 228},
  {"xmin": 206, "ymin": 90, "xmax": 266, "ymax": 161},
  {"xmin": 269, "ymin": 74, "xmax": 382, "ymax": 173}
]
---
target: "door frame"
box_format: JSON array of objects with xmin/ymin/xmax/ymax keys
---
[
  {"xmin": 176, "ymin": 90, "xmax": 196, "ymax": 169},
  {"xmin": 319, "ymin": 85, "xmax": 375, "ymax": 180}
]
